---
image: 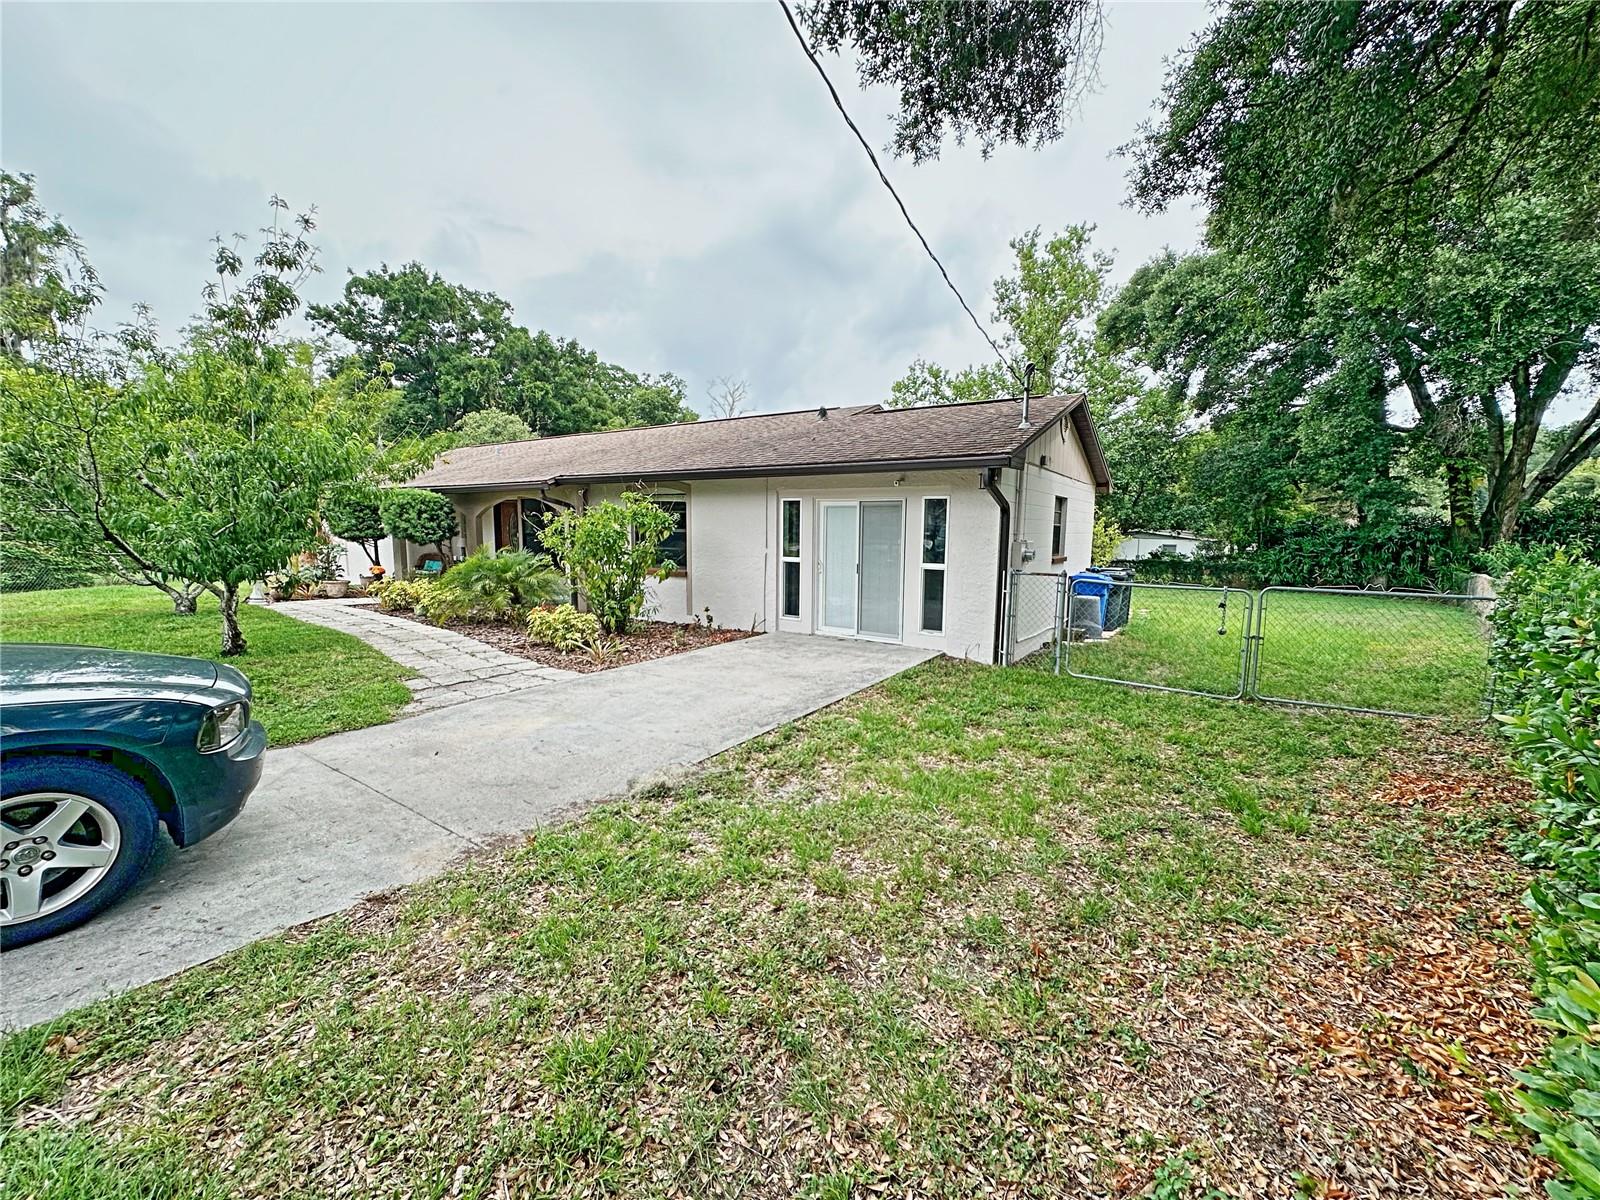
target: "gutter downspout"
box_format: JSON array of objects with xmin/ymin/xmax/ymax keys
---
[{"xmin": 983, "ymin": 468, "xmax": 1010, "ymax": 665}]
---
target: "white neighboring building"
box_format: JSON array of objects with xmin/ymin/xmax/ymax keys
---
[
  {"xmin": 372, "ymin": 396, "xmax": 1111, "ymax": 665},
  {"xmin": 1114, "ymin": 530, "xmax": 1204, "ymax": 561}
]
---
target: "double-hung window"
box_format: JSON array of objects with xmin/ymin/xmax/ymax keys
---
[
  {"xmin": 1051, "ymin": 497, "xmax": 1068, "ymax": 561},
  {"xmin": 920, "ymin": 497, "xmax": 947, "ymax": 633},
  {"xmin": 652, "ymin": 497, "xmax": 687, "ymax": 572},
  {"xmin": 779, "ymin": 499, "xmax": 801, "ymax": 619}
]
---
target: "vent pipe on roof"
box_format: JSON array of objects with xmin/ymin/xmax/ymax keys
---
[{"xmin": 1019, "ymin": 362, "xmax": 1037, "ymax": 429}]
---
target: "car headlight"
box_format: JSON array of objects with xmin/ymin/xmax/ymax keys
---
[{"xmin": 197, "ymin": 700, "xmax": 251, "ymax": 753}]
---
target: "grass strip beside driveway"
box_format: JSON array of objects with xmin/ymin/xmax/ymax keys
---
[
  {"xmin": 1, "ymin": 586, "xmax": 413, "ymax": 746},
  {"xmin": 2, "ymin": 659, "xmax": 1538, "ymax": 1197}
]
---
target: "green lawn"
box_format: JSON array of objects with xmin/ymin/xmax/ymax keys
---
[
  {"xmin": 1060, "ymin": 586, "xmax": 1490, "ymax": 716},
  {"xmin": 0, "ymin": 586, "xmax": 413, "ymax": 746},
  {"xmin": 1, "ymin": 660, "xmax": 1536, "ymax": 1198}
]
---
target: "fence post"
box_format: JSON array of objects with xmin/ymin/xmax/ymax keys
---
[
  {"xmin": 1242, "ymin": 590, "xmax": 1263, "ymax": 698},
  {"xmin": 1003, "ymin": 568, "xmax": 1021, "ymax": 666},
  {"xmin": 1053, "ymin": 571, "xmax": 1067, "ymax": 675}
]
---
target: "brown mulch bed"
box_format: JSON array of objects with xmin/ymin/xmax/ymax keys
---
[{"xmin": 387, "ymin": 608, "xmax": 758, "ymax": 672}]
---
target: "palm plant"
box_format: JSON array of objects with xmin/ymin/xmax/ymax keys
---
[{"xmin": 428, "ymin": 549, "xmax": 565, "ymax": 623}]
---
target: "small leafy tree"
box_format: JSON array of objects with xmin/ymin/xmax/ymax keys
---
[
  {"xmin": 324, "ymin": 484, "xmax": 387, "ymax": 567},
  {"xmin": 131, "ymin": 344, "xmax": 389, "ymax": 655},
  {"xmin": 380, "ymin": 488, "xmax": 459, "ymax": 560},
  {"xmin": 541, "ymin": 492, "xmax": 676, "ymax": 633}
]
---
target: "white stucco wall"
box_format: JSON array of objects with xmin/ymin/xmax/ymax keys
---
[
  {"xmin": 1003, "ymin": 413, "xmax": 1099, "ymax": 659},
  {"xmin": 331, "ymin": 534, "xmax": 397, "ymax": 582},
  {"xmin": 404, "ymin": 408, "xmax": 1106, "ymax": 664}
]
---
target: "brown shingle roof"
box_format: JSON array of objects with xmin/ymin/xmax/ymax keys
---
[{"xmin": 407, "ymin": 395, "xmax": 1110, "ymax": 491}]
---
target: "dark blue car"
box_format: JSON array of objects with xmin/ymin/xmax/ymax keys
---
[{"xmin": 0, "ymin": 644, "xmax": 266, "ymax": 948}]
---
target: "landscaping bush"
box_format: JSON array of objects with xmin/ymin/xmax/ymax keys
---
[
  {"xmin": 541, "ymin": 492, "xmax": 677, "ymax": 633},
  {"xmin": 1521, "ymin": 494, "xmax": 1600, "ymax": 555},
  {"xmin": 1126, "ymin": 516, "xmax": 1473, "ymax": 590},
  {"xmin": 1490, "ymin": 548, "xmax": 1600, "ymax": 1198},
  {"xmin": 369, "ymin": 578, "xmax": 437, "ymax": 614},
  {"xmin": 379, "ymin": 488, "xmax": 459, "ymax": 557},
  {"xmin": 526, "ymin": 603, "xmax": 602, "ymax": 651},
  {"xmin": 426, "ymin": 549, "xmax": 564, "ymax": 624}
]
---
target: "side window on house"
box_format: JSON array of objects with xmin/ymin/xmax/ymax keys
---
[
  {"xmin": 654, "ymin": 498, "xmax": 687, "ymax": 570},
  {"xmin": 921, "ymin": 497, "xmax": 947, "ymax": 633},
  {"xmin": 780, "ymin": 499, "xmax": 801, "ymax": 619},
  {"xmin": 1051, "ymin": 496, "xmax": 1068, "ymax": 560}
]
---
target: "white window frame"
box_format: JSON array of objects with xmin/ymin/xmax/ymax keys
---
[
  {"xmin": 1051, "ymin": 496, "xmax": 1068, "ymax": 561},
  {"xmin": 919, "ymin": 495, "xmax": 948, "ymax": 635},
  {"xmin": 779, "ymin": 497, "xmax": 802, "ymax": 621}
]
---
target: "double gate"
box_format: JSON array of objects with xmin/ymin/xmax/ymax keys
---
[{"xmin": 1003, "ymin": 571, "xmax": 1493, "ymax": 720}]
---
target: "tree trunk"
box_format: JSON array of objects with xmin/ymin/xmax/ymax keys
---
[
  {"xmin": 1442, "ymin": 459, "xmax": 1479, "ymax": 551},
  {"xmin": 171, "ymin": 591, "xmax": 198, "ymax": 616},
  {"xmin": 219, "ymin": 583, "xmax": 247, "ymax": 656}
]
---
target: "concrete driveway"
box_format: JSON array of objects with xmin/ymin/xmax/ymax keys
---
[{"xmin": 3, "ymin": 635, "xmax": 933, "ymax": 1028}]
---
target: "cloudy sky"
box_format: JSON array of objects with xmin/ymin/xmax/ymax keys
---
[{"xmin": 4, "ymin": 1, "xmax": 1209, "ymax": 415}]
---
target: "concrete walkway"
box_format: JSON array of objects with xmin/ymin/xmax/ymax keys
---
[
  {"xmin": 2, "ymin": 635, "xmax": 934, "ymax": 1028},
  {"xmin": 276, "ymin": 598, "xmax": 578, "ymax": 712}
]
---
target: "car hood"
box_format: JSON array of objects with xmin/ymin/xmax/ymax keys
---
[{"xmin": 0, "ymin": 644, "xmax": 249, "ymax": 705}]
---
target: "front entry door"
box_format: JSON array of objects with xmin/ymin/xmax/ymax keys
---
[
  {"xmin": 493, "ymin": 500, "xmax": 519, "ymax": 551},
  {"xmin": 817, "ymin": 500, "xmax": 904, "ymax": 641}
]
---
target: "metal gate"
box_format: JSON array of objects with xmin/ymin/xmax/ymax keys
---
[
  {"xmin": 1005, "ymin": 572, "xmax": 1492, "ymax": 719},
  {"xmin": 1249, "ymin": 586, "xmax": 1492, "ymax": 719}
]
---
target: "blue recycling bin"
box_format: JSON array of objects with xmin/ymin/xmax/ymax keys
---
[{"xmin": 1068, "ymin": 571, "xmax": 1113, "ymax": 627}]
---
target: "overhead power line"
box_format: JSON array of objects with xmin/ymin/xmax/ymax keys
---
[{"xmin": 776, "ymin": 0, "xmax": 1022, "ymax": 389}]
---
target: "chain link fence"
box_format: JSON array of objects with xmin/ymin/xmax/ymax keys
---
[
  {"xmin": 0, "ymin": 545, "xmax": 98, "ymax": 595},
  {"xmin": 1252, "ymin": 587, "xmax": 1493, "ymax": 718},
  {"xmin": 1065, "ymin": 579, "xmax": 1254, "ymax": 700},
  {"xmin": 1004, "ymin": 570, "xmax": 1493, "ymax": 719}
]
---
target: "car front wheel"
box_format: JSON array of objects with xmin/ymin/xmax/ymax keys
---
[{"xmin": 1, "ymin": 756, "xmax": 159, "ymax": 950}]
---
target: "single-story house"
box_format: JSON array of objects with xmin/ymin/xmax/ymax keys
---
[
  {"xmin": 372, "ymin": 395, "xmax": 1110, "ymax": 664},
  {"xmin": 1114, "ymin": 530, "xmax": 1204, "ymax": 561}
]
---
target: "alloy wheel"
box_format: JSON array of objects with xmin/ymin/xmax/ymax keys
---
[{"xmin": 1, "ymin": 793, "xmax": 122, "ymax": 926}]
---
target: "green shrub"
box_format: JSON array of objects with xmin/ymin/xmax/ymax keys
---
[
  {"xmin": 1123, "ymin": 515, "xmax": 1471, "ymax": 589},
  {"xmin": 379, "ymin": 488, "xmax": 459, "ymax": 556},
  {"xmin": 1522, "ymin": 494, "xmax": 1600, "ymax": 554},
  {"xmin": 526, "ymin": 604, "xmax": 602, "ymax": 651},
  {"xmin": 427, "ymin": 549, "xmax": 564, "ymax": 624},
  {"xmin": 369, "ymin": 578, "xmax": 437, "ymax": 614},
  {"xmin": 541, "ymin": 492, "xmax": 677, "ymax": 633},
  {"xmin": 1491, "ymin": 548, "xmax": 1600, "ymax": 1198}
]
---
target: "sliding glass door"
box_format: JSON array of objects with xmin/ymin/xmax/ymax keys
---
[{"xmin": 817, "ymin": 500, "xmax": 904, "ymax": 641}]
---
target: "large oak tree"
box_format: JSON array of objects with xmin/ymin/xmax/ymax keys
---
[{"xmin": 1125, "ymin": 1, "xmax": 1600, "ymax": 549}]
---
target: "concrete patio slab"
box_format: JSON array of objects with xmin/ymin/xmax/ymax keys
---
[{"xmin": 2, "ymin": 634, "xmax": 934, "ymax": 1028}]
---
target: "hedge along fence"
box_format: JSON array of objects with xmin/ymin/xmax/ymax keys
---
[
  {"xmin": 1490, "ymin": 550, "xmax": 1600, "ymax": 1198},
  {"xmin": 1110, "ymin": 517, "xmax": 1474, "ymax": 591}
]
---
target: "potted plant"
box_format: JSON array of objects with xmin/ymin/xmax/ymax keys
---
[
  {"xmin": 312, "ymin": 544, "xmax": 349, "ymax": 598},
  {"xmin": 360, "ymin": 563, "xmax": 387, "ymax": 590}
]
